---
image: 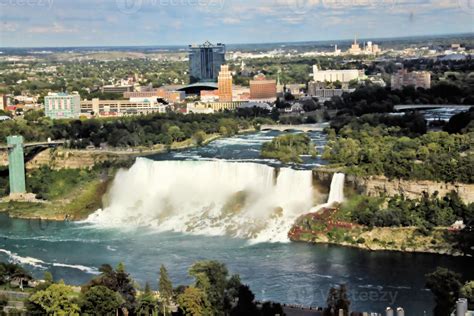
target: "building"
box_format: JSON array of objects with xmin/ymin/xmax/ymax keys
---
[
  {"xmin": 391, "ymin": 69, "xmax": 431, "ymax": 90},
  {"xmin": 81, "ymin": 98, "xmax": 166, "ymax": 117},
  {"xmin": 283, "ymin": 84, "xmax": 306, "ymax": 97},
  {"xmin": 249, "ymin": 74, "xmax": 277, "ymax": 101},
  {"xmin": 346, "ymin": 37, "xmax": 382, "ymax": 55},
  {"xmin": 189, "ymin": 41, "xmax": 226, "ymax": 83},
  {"xmin": 348, "ymin": 36, "xmax": 362, "ymax": 54},
  {"xmin": 200, "ymin": 90, "xmax": 219, "ymax": 103},
  {"xmin": 232, "ymin": 86, "xmax": 251, "ymax": 101},
  {"xmin": 312, "ymin": 65, "xmax": 363, "ymax": 86},
  {"xmin": 366, "ymin": 41, "xmax": 381, "ymax": 55},
  {"xmin": 44, "ymin": 93, "xmax": 81, "ymax": 119},
  {"xmin": 308, "ymin": 82, "xmax": 355, "ymax": 100},
  {"xmin": 186, "ymin": 101, "xmax": 243, "ymax": 113},
  {"xmin": 217, "ymin": 65, "xmax": 233, "ymax": 102},
  {"xmin": 0, "ymin": 94, "xmax": 9, "ymax": 111},
  {"xmin": 238, "ymin": 102, "xmax": 273, "ymax": 111},
  {"xmin": 124, "ymin": 89, "xmax": 185, "ymax": 103},
  {"xmin": 101, "ymin": 85, "xmax": 134, "ymax": 94},
  {"xmin": 13, "ymin": 95, "xmax": 37, "ymax": 106}
]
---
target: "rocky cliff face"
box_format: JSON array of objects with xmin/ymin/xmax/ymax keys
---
[
  {"xmin": 313, "ymin": 169, "xmax": 474, "ymax": 204},
  {"xmin": 0, "ymin": 148, "xmax": 133, "ymax": 170},
  {"xmin": 352, "ymin": 176, "xmax": 474, "ymax": 204}
]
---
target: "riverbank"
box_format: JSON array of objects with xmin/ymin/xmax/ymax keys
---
[
  {"xmin": 0, "ymin": 132, "xmax": 224, "ymax": 170},
  {"xmin": 0, "ymin": 172, "xmax": 110, "ymax": 221},
  {"xmin": 289, "ymin": 208, "xmax": 466, "ymax": 256}
]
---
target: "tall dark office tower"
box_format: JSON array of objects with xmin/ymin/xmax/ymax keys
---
[{"xmin": 188, "ymin": 41, "xmax": 226, "ymax": 83}]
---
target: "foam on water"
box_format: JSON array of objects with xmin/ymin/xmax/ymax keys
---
[
  {"xmin": 0, "ymin": 249, "xmax": 99, "ymax": 274},
  {"xmin": 52, "ymin": 263, "xmax": 100, "ymax": 275},
  {"xmin": 0, "ymin": 249, "xmax": 46, "ymax": 268}
]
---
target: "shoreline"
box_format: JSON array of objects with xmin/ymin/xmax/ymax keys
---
[{"xmin": 288, "ymin": 208, "xmax": 469, "ymax": 257}]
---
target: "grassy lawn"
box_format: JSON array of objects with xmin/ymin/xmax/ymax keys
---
[{"xmin": 0, "ymin": 177, "xmax": 109, "ymax": 221}]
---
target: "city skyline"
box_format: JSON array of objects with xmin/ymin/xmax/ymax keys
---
[{"xmin": 1, "ymin": 0, "xmax": 473, "ymax": 47}]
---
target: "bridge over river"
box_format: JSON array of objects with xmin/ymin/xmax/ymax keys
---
[
  {"xmin": 260, "ymin": 123, "xmax": 329, "ymax": 132},
  {"xmin": 394, "ymin": 104, "xmax": 472, "ymax": 111},
  {"xmin": 0, "ymin": 136, "xmax": 64, "ymax": 196}
]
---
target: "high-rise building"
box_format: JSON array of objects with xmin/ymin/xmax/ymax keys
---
[
  {"xmin": 391, "ymin": 69, "xmax": 431, "ymax": 90},
  {"xmin": 189, "ymin": 41, "xmax": 226, "ymax": 83},
  {"xmin": 249, "ymin": 74, "xmax": 277, "ymax": 101},
  {"xmin": 44, "ymin": 93, "xmax": 81, "ymax": 119},
  {"xmin": 217, "ymin": 65, "xmax": 233, "ymax": 102}
]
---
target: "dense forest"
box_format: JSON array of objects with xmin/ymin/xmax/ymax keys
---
[
  {"xmin": 323, "ymin": 110, "xmax": 474, "ymax": 183},
  {"xmin": 342, "ymin": 191, "xmax": 474, "ymax": 232},
  {"xmin": 0, "ymin": 112, "xmax": 271, "ymax": 148},
  {"xmin": 325, "ymin": 83, "xmax": 473, "ymax": 117},
  {"xmin": 261, "ymin": 134, "xmax": 317, "ymax": 163}
]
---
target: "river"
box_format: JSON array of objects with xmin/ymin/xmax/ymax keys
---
[{"xmin": 1, "ymin": 129, "xmax": 473, "ymax": 315}]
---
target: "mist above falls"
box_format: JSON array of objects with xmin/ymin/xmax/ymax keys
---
[{"xmin": 87, "ymin": 159, "xmax": 344, "ymax": 243}]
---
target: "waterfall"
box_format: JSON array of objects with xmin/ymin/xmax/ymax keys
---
[
  {"xmin": 86, "ymin": 159, "xmax": 345, "ymax": 243},
  {"xmin": 309, "ymin": 172, "xmax": 345, "ymax": 213},
  {"xmin": 327, "ymin": 173, "xmax": 345, "ymax": 204}
]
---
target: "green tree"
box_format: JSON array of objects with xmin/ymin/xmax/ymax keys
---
[
  {"xmin": 461, "ymin": 281, "xmax": 474, "ymax": 306},
  {"xmin": 177, "ymin": 287, "xmax": 210, "ymax": 316},
  {"xmin": 80, "ymin": 286, "xmax": 123, "ymax": 315},
  {"xmin": 167, "ymin": 125, "xmax": 185, "ymax": 142},
  {"xmin": 136, "ymin": 282, "xmax": 158, "ymax": 316},
  {"xmin": 193, "ymin": 130, "xmax": 207, "ymax": 146},
  {"xmin": 159, "ymin": 264, "xmax": 174, "ymax": 311},
  {"xmin": 43, "ymin": 272, "xmax": 54, "ymax": 284},
  {"xmin": 83, "ymin": 263, "xmax": 136, "ymax": 313},
  {"xmin": 426, "ymin": 267, "xmax": 463, "ymax": 316},
  {"xmin": 189, "ymin": 261, "xmax": 229, "ymax": 315},
  {"xmin": 0, "ymin": 262, "xmax": 32, "ymax": 288},
  {"xmin": 230, "ymin": 285, "xmax": 259, "ymax": 316},
  {"xmin": 29, "ymin": 282, "xmax": 80, "ymax": 316}
]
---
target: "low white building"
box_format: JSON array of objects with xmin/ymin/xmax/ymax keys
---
[{"xmin": 312, "ymin": 65, "xmax": 364, "ymax": 84}]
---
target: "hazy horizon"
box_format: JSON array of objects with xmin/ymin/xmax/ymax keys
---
[
  {"xmin": 1, "ymin": 0, "xmax": 473, "ymax": 47},
  {"xmin": 1, "ymin": 32, "xmax": 473, "ymax": 50}
]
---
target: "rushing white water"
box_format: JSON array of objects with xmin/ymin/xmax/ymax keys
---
[
  {"xmin": 327, "ymin": 173, "xmax": 345, "ymax": 205},
  {"xmin": 87, "ymin": 159, "xmax": 345, "ymax": 243},
  {"xmin": 309, "ymin": 173, "xmax": 345, "ymax": 213}
]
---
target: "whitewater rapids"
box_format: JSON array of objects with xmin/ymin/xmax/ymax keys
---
[{"xmin": 86, "ymin": 159, "xmax": 344, "ymax": 243}]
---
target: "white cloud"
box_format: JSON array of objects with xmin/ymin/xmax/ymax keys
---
[{"xmin": 27, "ymin": 23, "xmax": 79, "ymax": 34}]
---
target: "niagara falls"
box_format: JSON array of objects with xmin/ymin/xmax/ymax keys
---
[{"xmin": 86, "ymin": 159, "xmax": 344, "ymax": 243}]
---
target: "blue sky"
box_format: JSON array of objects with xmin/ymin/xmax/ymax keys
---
[{"xmin": 1, "ymin": 0, "xmax": 473, "ymax": 47}]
